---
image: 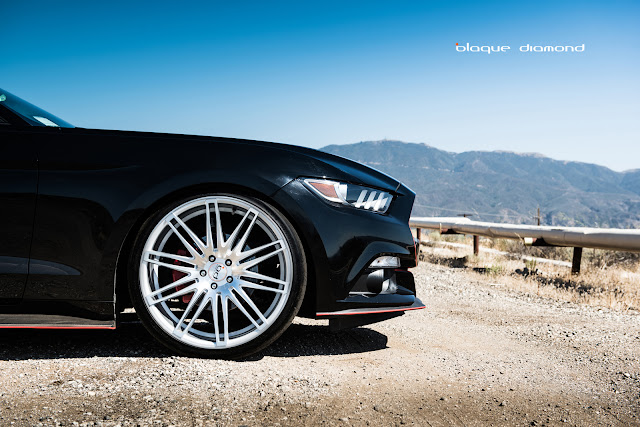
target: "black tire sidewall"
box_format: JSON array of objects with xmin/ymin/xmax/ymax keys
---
[{"xmin": 128, "ymin": 192, "xmax": 307, "ymax": 359}]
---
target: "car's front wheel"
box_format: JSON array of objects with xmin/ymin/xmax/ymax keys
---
[{"xmin": 129, "ymin": 193, "xmax": 306, "ymax": 359}]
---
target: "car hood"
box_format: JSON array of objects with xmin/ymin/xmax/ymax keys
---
[{"xmin": 62, "ymin": 128, "xmax": 404, "ymax": 193}]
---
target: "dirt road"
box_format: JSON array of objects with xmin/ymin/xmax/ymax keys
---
[{"xmin": 1, "ymin": 262, "xmax": 639, "ymax": 426}]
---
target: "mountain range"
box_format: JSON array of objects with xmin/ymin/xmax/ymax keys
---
[{"xmin": 321, "ymin": 140, "xmax": 640, "ymax": 228}]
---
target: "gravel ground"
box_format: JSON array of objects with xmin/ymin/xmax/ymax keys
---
[{"xmin": 1, "ymin": 261, "xmax": 639, "ymax": 426}]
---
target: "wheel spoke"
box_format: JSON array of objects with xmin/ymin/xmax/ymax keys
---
[
  {"xmin": 232, "ymin": 212, "xmax": 259, "ymax": 256},
  {"xmin": 148, "ymin": 283, "xmax": 198, "ymax": 306},
  {"xmin": 148, "ymin": 275, "xmax": 195, "ymax": 299},
  {"xmin": 239, "ymin": 247, "xmax": 284, "ymax": 270},
  {"xmin": 233, "ymin": 285, "xmax": 268, "ymax": 323},
  {"xmin": 222, "ymin": 294, "xmax": 230, "ymax": 344},
  {"xmin": 145, "ymin": 250, "xmax": 197, "ymax": 266},
  {"xmin": 144, "ymin": 255, "xmax": 195, "ymax": 275},
  {"xmin": 223, "ymin": 209, "xmax": 253, "ymax": 256},
  {"xmin": 173, "ymin": 289, "xmax": 205, "ymax": 337},
  {"xmin": 174, "ymin": 290, "xmax": 210, "ymax": 338},
  {"xmin": 237, "ymin": 239, "xmax": 282, "ymax": 260},
  {"xmin": 237, "ymin": 279, "xmax": 285, "ymax": 294},
  {"xmin": 171, "ymin": 214, "xmax": 206, "ymax": 254},
  {"xmin": 214, "ymin": 200, "xmax": 224, "ymax": 252},
  {"xmin": 240, "ymin": 270, "xmax": 288, "ymax": 286},
  {"xmin": 228, "ymin": 291, "xmax": 263, "ymax": 330},
  {"xmin": 167, "ymin": 222, "xmax": 201, "ymax": 259},
  {"xmin": 211, "ymin": 292, "xmax": 224, "ymax": 347},
  {"xmin": 205, "ymin": 202, "xmax": 214, "ymax": 250}
]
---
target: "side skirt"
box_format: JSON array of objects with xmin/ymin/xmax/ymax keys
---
[
  {"xmin": 0, "ymin": 300, "xmax": 116, "ymax": 329},
  {"xmin": 0, "ymin": 324, "xmax": 115, "ymax": 329}
]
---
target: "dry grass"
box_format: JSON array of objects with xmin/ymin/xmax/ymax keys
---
[{"xmin": 419, "ymin": 232, "xmax": 640, "ymax": 312}]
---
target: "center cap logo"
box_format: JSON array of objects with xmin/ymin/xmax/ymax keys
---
[{"xmin": 208, "ymin": 263, "xmax": 227, "ymax": 282}]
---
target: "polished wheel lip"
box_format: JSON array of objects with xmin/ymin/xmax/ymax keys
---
[{"xmin": 139, "ymin": 196, "xmax": 293, "ymax": 350}]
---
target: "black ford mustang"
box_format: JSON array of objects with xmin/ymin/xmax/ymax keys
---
[{"xmin": 0, "ymin": 89, "xmax": 423, "ymax": 358}]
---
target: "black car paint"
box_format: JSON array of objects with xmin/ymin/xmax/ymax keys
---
[
  {"xmin": 0, "ymin": 106, "xmax": 418, "ymax": 327},
  {"xmin": 0, "ymin": 131, "xmax": 37, "ymax": 302}
]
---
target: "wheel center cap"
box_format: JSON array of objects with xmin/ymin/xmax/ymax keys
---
[{"xmin": 208, "ymin": 263, "xmax": 228, "ymax": 282}]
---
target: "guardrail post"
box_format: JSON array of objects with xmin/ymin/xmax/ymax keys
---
[
  {"xmin": 416, "ymin": 228, "xmax": 421, "ymax": 243},
  {"xmin": 571, "ymin": 247, "xmax": 583, "ymax": 275},
  {"xmin": 473, "ymin": 235, "xmax": 479, "ymax": 256}
]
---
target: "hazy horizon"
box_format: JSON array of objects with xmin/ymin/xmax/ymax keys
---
[{"xmin": 323, "ymin": 139, "xmax": 638, "ymax": 173}]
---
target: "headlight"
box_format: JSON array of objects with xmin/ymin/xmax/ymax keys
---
[{"xmin": 302, "ymin": 178, "xmax": 393, "ymax": 214}]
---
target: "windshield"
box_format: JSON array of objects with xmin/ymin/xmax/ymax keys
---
[{"xmin": 0, "ymin": 88, "xmax": 73, "ymax": 128}]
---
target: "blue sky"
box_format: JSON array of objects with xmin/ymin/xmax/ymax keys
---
[{"xmin": 3, "ymin": 0, "xmax": 639, "ymax": 171}]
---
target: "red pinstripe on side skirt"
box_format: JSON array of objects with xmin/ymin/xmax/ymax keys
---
[{"xmin": 0, "ymin": 325, "xmax": 116, "ymax": 330}]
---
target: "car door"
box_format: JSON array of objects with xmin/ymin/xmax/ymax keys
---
[{"xmin": 0, "ymin": 106, "xmax": 38, "ymax": 303}]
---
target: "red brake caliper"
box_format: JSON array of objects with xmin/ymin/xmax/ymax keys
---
[{"xmin": 172, "ymin": 249, "xmax": 193, "ymax": 303}]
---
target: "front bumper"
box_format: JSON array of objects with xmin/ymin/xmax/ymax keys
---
[
  {"xmin": 317, "ymin": 267, "xmax": 425, "ymax": 329},
  {"xmin": 272, "ymin": 178, "xmax": 423, "ymax": 325}
]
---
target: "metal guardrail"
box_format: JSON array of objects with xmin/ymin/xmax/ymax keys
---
[{"xmin": 410, "ymin": 216, "xmax": 640, "ymax": 274}]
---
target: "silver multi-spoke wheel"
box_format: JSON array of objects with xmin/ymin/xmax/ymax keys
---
[{"xmin": 134, "ymin": 194, "xmax": 303, "ymax": 356}]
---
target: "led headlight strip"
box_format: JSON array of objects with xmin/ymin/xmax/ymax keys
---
[{"xmin": 302, "ymin": 178, "xmax": 392, "ymax": 213}]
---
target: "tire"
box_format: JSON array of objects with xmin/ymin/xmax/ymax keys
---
[{"xmin": 128, "ymin": 193, "xmax": 307, "ymax": 359}]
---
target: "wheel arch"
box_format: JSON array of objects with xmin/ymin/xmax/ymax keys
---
[{"xmin": 113, "ymin": 182, "xmax": 317, "ymax": 317}]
